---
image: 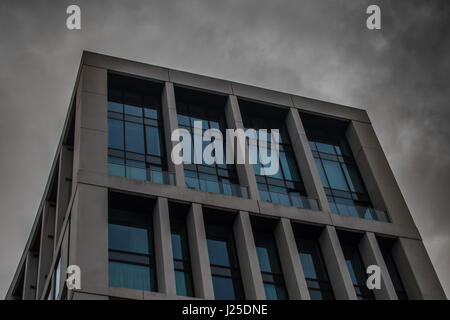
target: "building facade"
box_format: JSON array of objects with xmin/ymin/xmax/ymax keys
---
[{"xmin": 6, "ymin": 51, "xmax": 446, "ymax": 300}]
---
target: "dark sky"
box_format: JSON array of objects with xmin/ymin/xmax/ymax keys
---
[{"xmin": 0, "ymin": 0, "xmax": 449, "ymax": 298}]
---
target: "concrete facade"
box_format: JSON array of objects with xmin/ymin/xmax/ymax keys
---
[{"xmin": 6, "ymin": 51, "xmax": 446, "ymax": 300}]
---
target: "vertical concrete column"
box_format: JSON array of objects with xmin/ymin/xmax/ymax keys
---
[
  {"xmin": 58, "ymin": 226, "xmax": 70, "ymax": 300},
  {"xmin": 161, "ymin": 82, "xmax": 185, "ymax": 187},
  {"xmin": 274, "ymin": 218, "xmax": 310, "ymax": 300},
  {"xmin": 319, "ymin": 225, "xmax": 356, "ymax": 300},
  {"xmin": 153, "ymin": 197, "xmax": 177, "ymax": 295},
  {"xmin": 186, "ymin": 203, "xmax": 214, "ymax": 299},
  {"xmin": 391, "ymin": 238, "xmax": 446, "ymax": 300},
  {"xmin": 55, "ymin": 145, "xmax": 73, "ymax": 245},
  {"xmin": 72, "ymin": 65, "xmax": 108, "ymax": 190},
  {"xmin": 345, "ymin": 121, "xmax": 415, "ymax": 226},
  {"xmin": 22, "ymin": 251, "xmax": 39, "ymax": 300},
  {"xmin": 233, "ymin": 211, "xmax": 265, "ymax": 299},
  {"xmin": 36, "ymin": 202, "xmax": 55, "ymax": 299},
  {"xmin": 358, "ymin": 232, "xmax": 397, "ymax": 300},
  {"xmin": 224, "ymin": 95, "xmax": 260, "ymax": 200},
  {"xmin": 286, "ymin": 108, "xmax": 330, "ymax": 211},
  {"xmin": 69, "ymin": 184, "xmax": 108, "ymax": 296}
]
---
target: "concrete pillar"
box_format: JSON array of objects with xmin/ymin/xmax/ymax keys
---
[
  {"xmin": 358, "ymin": 232, "xmax": 397, "ymax": 300},
  {"xmin": 153, "ymin": 197, "xmax": 177, "ymax": 295},
  {"xmin": 287, "ymin": 109, "xmax": 330, "ymax": 211},
  {"xmin": 161, "ymin": 82, "xmax": 185, "ymax": 187},
  {"xmin": 58, "ymin": 225, "xmax": 70, "ymax": 300},
  {"xmin": 274, "ymin": 218, "xmax": 310, "ymax": 300},
  {"xmin": 36, "ymin": 202, "xmax": 55, "ymax": 299},
  {"xmin": 186, "ymin": 203, "xmax": 214, "ymax": 299},
  {"xmin": 346, "ymin": 121, "xmax": 416, "ymax": 226},
  {"xmin": 233, "ymin": 211, "xmax": 266, "ymax": 299},
  {"xmin": 69, "ymin": 184, "xmax": 108, "ymax": 296},
  {"xmin": 391, "ymin": 238, "xmax": 446, "ymax": 300},
  {"xmin": 72, "ymin": 65, "xmax": 108, "ymax": 191},
  {"xmin": 224, "ymin": 95, "xmax": 260, "ymax": 200},
  {"xmin": 319, "ymin": 225, "xmax": 357, "ymax": 300},
  {"xmin": 55, "ymin": 145, "xmax": 73, "ymax": 245},
  {"xmin": 22, "ymin": 251, "xmax": 39, "ymax": 300}
]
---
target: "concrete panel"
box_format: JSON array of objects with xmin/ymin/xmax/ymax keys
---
[
  {"xmin": 77, "ymin": 128, "xmax": 108, "ymax": 176},
  {"xmin": 162, "ymin": 82, "xmax": 185, "ymax": 187},
  {"xmin": 288, "ymin": 109, "xmax": 331, "ymax": 212},
  {"xmin": 169, "ymin": 69, "xmax": 233, "ymax": 94},
  {"xmin": 36, "ymin": 202, "xmax": 55, "ymax": 299},
  {"xmin": 70, "ymin": 184, "xmax": 108, "ymax": 295},
  {"xmin": 83, "ymin": 51, "xmax": 170, "ymax": 82},
  {"xmin": 153, "ymin": 197, "xmax": 176, "ymax": 295},
  {"xmin": 225, "ymin": 95, "xmax": 260, "ymax": 200},
  {"xmin": 274, "ymin": 219, "xmax": 310, "ymax": 300},
  {"xmin": 392, "ymin": 238, "xmax": 446, "ymax": 300},
  {"xmin": 71, "ymin": 292, "xmax": 108, "ymax": 300},
  {"xmin": 79, "ymin": 91, "xmax": 108, "ymax": 133},
  {"xmin": 22, "ymin": 251, "xmax": 39, "ymax": 300},
  {"xmin": 55, "ymin": 145, "xmax": 73, "ymax": 243},
  {"xmin": 233, "ymin": 211, "xmax": 266, "ymax": 299},
  {"xmin": 292, "ymin": 95, "xmax": 370, "ymax": 123},
  {"xmin": 319, "ymin": 225, "xmax": 357, "ymax": 300},
  {"xmin": 231, "ymin": 82, "xmax": 294, "ymax": 107},
  {"xmin": 186, "ymin": 203, "xmax": 214, "ymax": 299},
  {"xmin": 358, "ymin": 232, "xmax": 397, "ymax": 300},
  {"xmin": 81, "ymin": 65, "xmax": 107, "ymax": 96}
]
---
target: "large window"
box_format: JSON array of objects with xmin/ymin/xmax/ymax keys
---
[
  {"xmin": 251, "ymin": 218, "xmax": 288, "ymax": 300},
  {"xmin": 169, "ymin": 203, "xmax": 194, "ymax": 297},
  {"xmin": 240, "ymin": 101, "xmax": 314, "ymax": 209},
  {"xmin": 176, "ymin": 88, "xmax": 246, "ymax": 198},
  {"xmin": 377, "ymin": 238, "xmax": 408, "ymax": 300},
  {"xmin": 204, "ymin": 210, "xmax": 244, "ymax": 300},
  {"xmin": 338, "ymin": 232, "xmax": 374, "ymax": 300},
  {"xmin": 293, "ymin": 225, "xmax": 334, "ymax": 300},
  {"xmin": 108, "ymin": 193, "xmax": 157, "ymax": 292},
  {"xmin": 302, "ymin": 113, "xmax": 387, "ymax": 221},
  {"xmin": 107, "ymin": 73, "xmax": 172, "ymax": 184}
]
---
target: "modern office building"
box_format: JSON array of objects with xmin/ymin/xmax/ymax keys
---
[{"xmin": 6, "ymin": 51, "xmax": 446, "ymax": 300}]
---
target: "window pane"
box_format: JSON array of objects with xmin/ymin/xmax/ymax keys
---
[
  {"xmin": 299, "ymin": 252, "xmax": 317, "ymax": 279},
  {"xmin": 125, "ymin": 122, "xmax": 145, "ymax": 153},
  {"xmin": 322, "ymin": 160, "xmax": 348, "ymax": 191},
  {"xmin": 108, "ymin": 224, "xmax": 149, "ymax": 254},
  {"xmin": 108, "ymin": 158, "xmax": 125, "ymax": 177},
  {"xmin": 145, "ymin": 126, "xmax": 161, "ymax": 156},
  {"xmin": 255, "ymin": 236, "xmax": 281, "ymax": 274},
  {"xmin": 264, "ymin": 283, "xmax": 287, "ymax": 300},
  {"xmin": 316, "ymin": 142, "xmax": 335, "ymax": 154},
  {"xmin": 212, "ymin": 276, "xmax": 236, "ymax": 300},
  {"xmin": 171, "ymin": 233, "xmax": 183, "ymax": 260},
  {"xmin": 109, "ymin": 261, "xmax": 150, "ymax": 291},
  {"xmin": 125, "ymin": 105, "xmax": 142, "ymax": 117},
  {"xmin": 175, "ymin": 270, "xmax": 193, "ymax": 297},
  {"xmin": 207, "ymin": 239, "xmax": 230, "ymax": 267},
  {"xmin": 314, "ymin": 158, "xmax": 329, "ymax": 188},
  {"xmin": 108, "ymin": 119, "xmax": 124, "ymax": 150},
  {"xmin": 108, "ymin": 101, "xmax": 123, "ymax": 113},
  {"xmin": 144, "ymin": 108, "xmax": 158, "ymax": 119}
]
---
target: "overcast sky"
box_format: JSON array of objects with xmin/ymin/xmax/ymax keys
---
[{"xmin": 0, "ymin": 0, "xmax": 448, "ymax": 298}]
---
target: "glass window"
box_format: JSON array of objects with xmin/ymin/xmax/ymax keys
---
[
  {"xmin": 322, "ymin": 160, "xmax": 348, "ymax": 191},
  {"xmin": 145, "ymin": 125, "xmax": 161, "ymax": 156},
  {"xmin": 108, "ymin": 119, "xmax": 124, "ymax": 150},
  {"xmin": 109, "ymin": 261, "xmax": 151, "ymax": 291},
  {"xmin": 108, "ymin": 224, "xmax": 149, "ymax": 254},
  {"xmin": 125, "ymin": 122, "xmax": 145, "ymax": 154},
  {"xmin": 342, "ymin": 243, "xmax": 374, "ymax": 300}
]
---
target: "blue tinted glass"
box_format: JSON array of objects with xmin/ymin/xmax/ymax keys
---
[
  {"xmin": 171, "ymin": 233, "xmax": 183, "ymax": 260},
  {"xmin": 316, "ymin": 142, "xmax": 335, "ymax": 154},
  {"xmin": 108, "ymin": 161, "xmax": 125, "ymax": 177},
  {"xmin": 124, "ymin": 105, "xmax": 142, "ymax": 117},
  {"xmin": 109, "ymin": 261, "xmax": 150, "ymax": 291},
  {"xmin": 126, "ymin": 164, "xmax": 146, "ymax": 181},
  {"xmin": 343, "ymin": 164, "xmax": 365, "ymax": 193},
  {"xmin": 309, "ymin": 141, "xmax": 317, "ymax": 151},
  {"xmin": 322, "ymin": 160, "xmax": 348, "ymax": 191},
  {"xmin": 108, "ymin": 101, "xmax": 123, "ymax": 113},
  {"xmin": 256, "ymin": 246, "xmax": 272, "ymax": 272},
  {"xmin": 125, "ymin": 122, "xmax": 145, "ymax": 153},
  {"xmin": 177, "ymin": 114, "xmax": 190, "ymax": 126},
  {"xmin": 264, "ymin": 283, "xmax": 287, "ymax": 300},
  {"xmin": 207, "ymin": 239, "xmax": 230, "ymax": 266},
  {"xmin": 314, "ymin": 158, "xmax": 329, "ymax": 188},
  {"xmin": 175, "ymin": 270, "xmax": 193, "ymax": 297},
  {"xmin": 145, "ymin": 126, "xmax": 161, "ymax": 156},
  {"xmin": 108, "ymin": 224, "xmax": 149, "ymax": 254},
  {"xmin": 309, "ymin": 290, "xmax": 324, "ymax": 300},
  {"xmin": 299, "ymin": 252, "xmax": 318, "ymax": 279},
  {"xmin": 185, "ymin": 176, "xmax": 200, "ymax": 190},
  {"xmin": 108, "ymin": 119, "xmax": 124, "ymax": 150},
  {"xmin": 212, "ymin": 276, "xmax": 236, "ymax": 300},
  {"xmin": 144, "ymin": 108, "xmax": 158, "ymax": 119}
]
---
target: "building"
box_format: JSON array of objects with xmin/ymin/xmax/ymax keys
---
[{"xmin": 6, "ymin": 51, "xmax": 446, "ymax": 300}]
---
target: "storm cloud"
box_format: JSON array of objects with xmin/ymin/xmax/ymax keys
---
[{"xmin": 0, "ymin": 0, "xmax": 448, "ymax": 298}]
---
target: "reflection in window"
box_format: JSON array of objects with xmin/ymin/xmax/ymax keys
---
[
  {"xmin": 107, "ymin": 74, "xmax": 167, "ymax": 183},
  {"xmin": 108, "ymin": 194, "xmax": 157, "ymax": 292},
  {"xmin": 253, "ymin": 231, "xmax": 288, "ymax": 300},
  {"xmin": 170, "ymin": 217, "xmax": 194, "ymax": 297},
  {"xmin": 205, "ymin": 224, "xmax": 244, "ymax": 300}
]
